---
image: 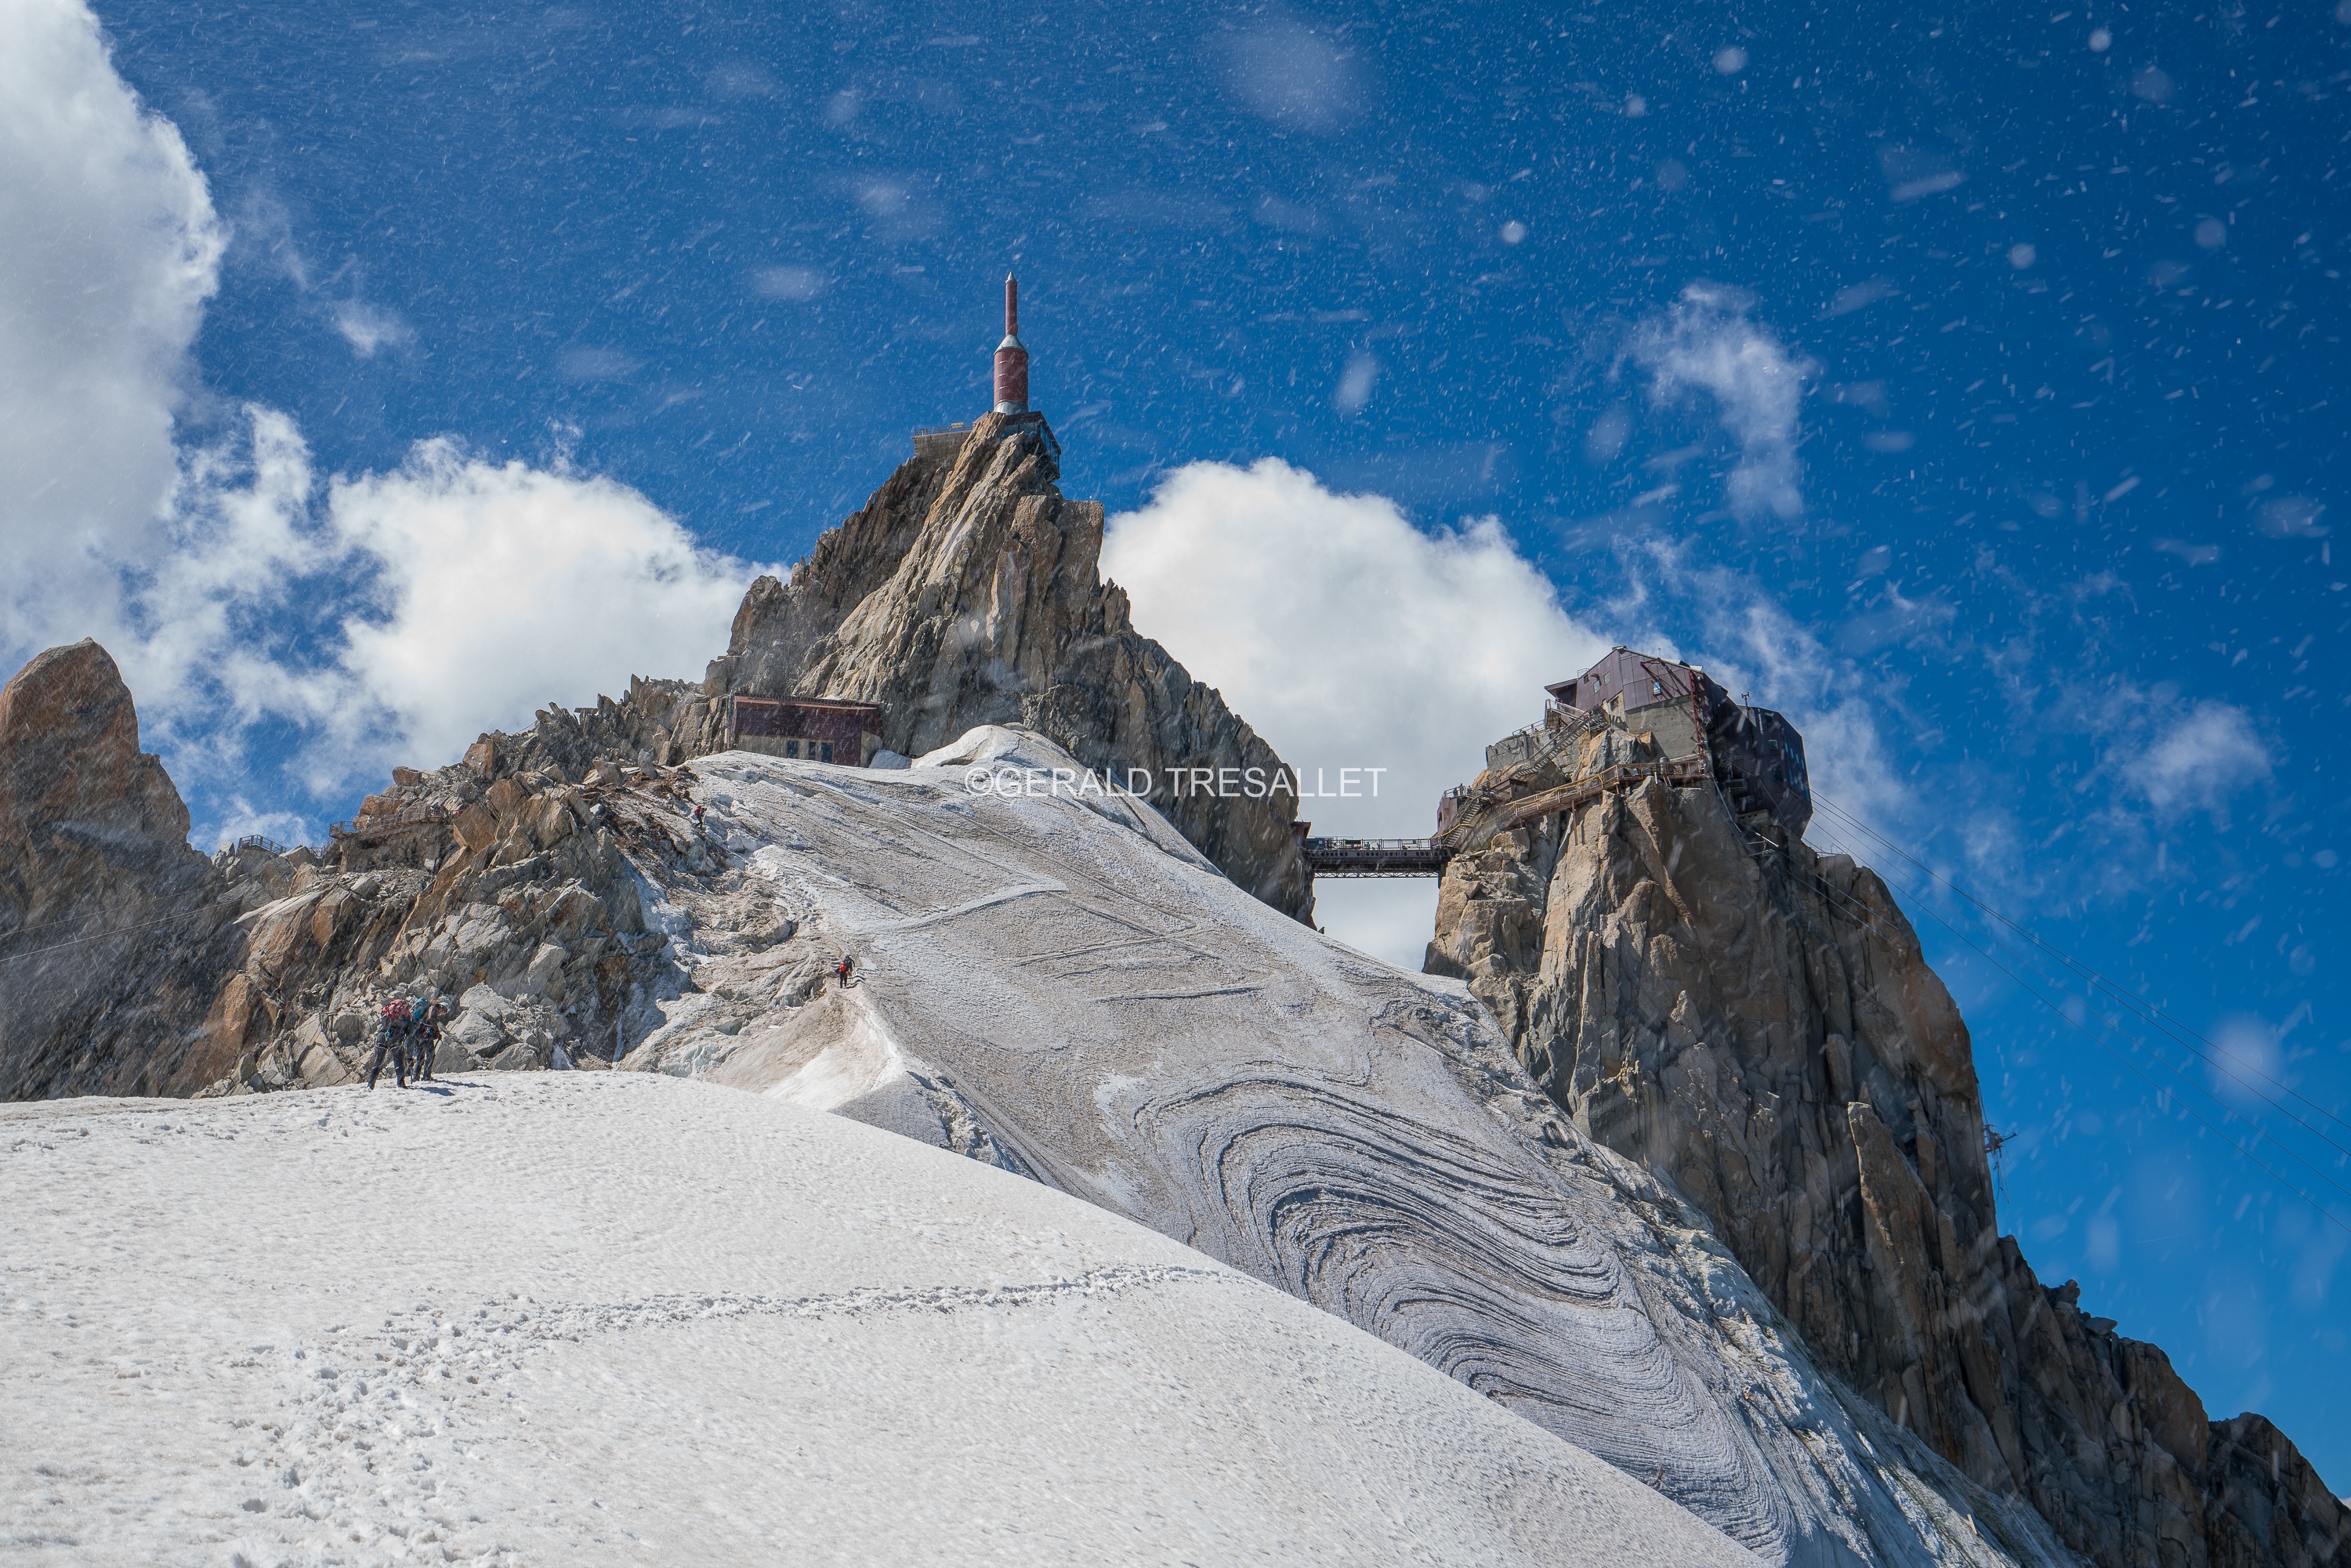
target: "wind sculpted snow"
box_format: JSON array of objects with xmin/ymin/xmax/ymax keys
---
[
  {"xmin": 619, "ymin": 729, "xmax": 2081, "ymax": 1568},
  {"xmin": 0, "ymin": 1075, "xmax": 1753, "ymax": 1567}
]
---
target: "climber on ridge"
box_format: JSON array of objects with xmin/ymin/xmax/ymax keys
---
[
  {"xmin": 368, "ymin": 998, "xmax": 412, "ymax": 1090},
  {"xmin": 835, "ymin": 954, "xmax": 855, "ymax": 990},
  {"xmin": 411, "ymin": 997, "xmax": 451, "ymax": 1083}
]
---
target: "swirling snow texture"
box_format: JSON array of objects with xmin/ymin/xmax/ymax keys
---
[
  {"xmin": 636, "ymin": 732, "xmax": 2079, "ymax": 1568},
  {"xmin": 0, "ymin": 1075, "xmax": 1755, "ymax": 1567}
]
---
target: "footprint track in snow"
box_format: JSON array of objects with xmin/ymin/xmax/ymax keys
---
[{"xmin": 233, "ymin": 1264, "xmax": 1235, "ymax": 1561}]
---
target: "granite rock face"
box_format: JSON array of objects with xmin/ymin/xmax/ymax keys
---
[
  {"xmin": 0, "ymin": 641, "xmax": 243, "ymax": 1097},
  {"xmin": 0, "ymin": 640, "xmax": 723, "ymax": 1099},
  {"xmin": 701, "ymin": 413, "xmax": 1316, "ymax": 923},
  {"xmin": 180, "ymin": 748, "xmax": 726, "ymax": 1094},
  {"xmin": 1427, "ymin": 712, "xmax": 2346, "ymax": 1568}
]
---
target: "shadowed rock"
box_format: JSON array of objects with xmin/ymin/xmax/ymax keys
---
[{"xmin": 0, "ymin": 640, "xmax": 241, "ymax": 1096}]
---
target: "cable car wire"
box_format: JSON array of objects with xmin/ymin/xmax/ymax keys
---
[
  {"xmin": 1811, "ymin": 791, "xmax": 2351, "ymax": 1158},
  {"xmin": 1791, "ymin": 814, "xmax": 2351, "ymax": 1237}
]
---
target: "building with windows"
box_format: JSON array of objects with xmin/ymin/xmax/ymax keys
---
[
  {"xmin": 727, "ymin": 696, "xmax": 886, "ymax": 767},
  {"xmin": 1542, "ymin": 646, "xmax": 1813, "ymax": 837}
]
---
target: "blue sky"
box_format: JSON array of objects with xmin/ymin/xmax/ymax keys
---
[{"xmin": 5, "ymin": 0, "xmax": 2346, "ymax": 1483}]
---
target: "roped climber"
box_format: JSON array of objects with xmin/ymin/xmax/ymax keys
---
[
  {"xmin": 368, "ymin": 997, "xmax": 412, "ymax": 1090},
  {"xmin": 834, "ymin": 954, "xmax": 855, "ymax": 990},
  {"xmin": 411, "ymin": 997, "xmax": 450, "ymax": 1083}
]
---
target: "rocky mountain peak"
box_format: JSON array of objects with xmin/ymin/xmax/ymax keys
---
[
  {"xmin": 0, "ymin": 640, "xmax": 241, "ymax": 1099},
  {"xmin": 696, "ymin": 411, "xmax": 1315, "ymax": 920},
  {"xmin": 0, "ymin": 638, "xmax": 191, "ymax": 855},
  {"xmin": 1428, "ymin": 695, "xmax": 2346, "ymax": 1568}
]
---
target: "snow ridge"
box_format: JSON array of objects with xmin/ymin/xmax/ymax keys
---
[
  {"xmin": 2, "ymin": 1073, "xmax": 1759, "ymax": 1566},
  {"xmin": 621, "ymin": 731, "xmax": 2079, "ymax": 1568}
]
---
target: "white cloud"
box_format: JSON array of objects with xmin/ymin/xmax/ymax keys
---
[
  {"xmin": 749, "ymin": 265, "xmax": 825, "ymax": 302},
  {"xmin": 2206, "ymin": 1015, "xmax": 2282, "ymax": 1108},
  {"xmin": 2136, "ymin": 701, "xmax": 2270, "ymax": 818},
  {"xmin": 1583, "ymin": 405, "xmax": 1632, "ymax": 464},
  {"xmin": 852, "ymin": 179, "xmax": 936, "ymax": 241},
  {"xmin": 1824, "ymin": 278, "xmax": 1898, "ymax": 317},
  {"xmin": 556, "ymin": 346, "xmax": 639, "ymax": 382},
  {"xmin": 107, "ymin": 410, "xmax": 764, "ymax": 804},
  {"xmin": 121, "ymin": 405, "xmax": 328, "ymax": 739},
  {"xmin": 0, "ymin": 2, "xmax": 763, "ymax": 826},
  {"xmin": 1632, "ymin": 284, "xmax": 1814, "ymax": 521},
  {"xmin": 1103, "ymin": 464, "xmax": 1928, "ymax": 961},
  {"xmin": 1104, "ymin": 458, "xmax": 1605, "ymax": 965},
  {"xmin": 1955, "ymin": 675, "xmax": 2284, "ymax": 894},
  {"xmin": 0, "ymin": 0, "xmax": 224, "ymax": 661},
  {"xmin": 331, "ymin": 299, "xmax": 412, "ymax": 357},
  {"xmin": 1219, "ymin": 19, "xmax": 1366, "ymax": 135},
  {"xmin": 313, "ymin": 441, "xmax": 755, "ymax": 776}
]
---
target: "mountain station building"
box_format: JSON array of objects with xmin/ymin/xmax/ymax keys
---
[
  {"xmin": 1540, "ymin": 646, "xmax": 1813, "ymax": 837},
  {"xmin": 727, "ymin": 696, "xmax": 886, "ymax": 767}
]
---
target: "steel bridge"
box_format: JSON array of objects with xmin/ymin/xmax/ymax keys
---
[
  {"xmin": 1300, "ymin": 758, "xmax": 1716, "ymax": 879},
  {"xmin": 1299, "ymin": 838, "xmax": 1455, "ymax": 878}
]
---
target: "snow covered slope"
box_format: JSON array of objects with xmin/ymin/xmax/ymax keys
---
[
  {"xmin": 621, "ymin": 731, "xmax": 2081, "ymax": 1568},
  {"xmin": 0, "ymin": 1074, "xmax": 1751, "ymax": 1567}
]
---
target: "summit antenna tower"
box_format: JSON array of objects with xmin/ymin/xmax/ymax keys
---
[{"xmin": 993, "ymin": 273, "xmax": 1029, "ymax": 415}]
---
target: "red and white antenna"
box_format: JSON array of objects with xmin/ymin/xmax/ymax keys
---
[{"xmin": 993, "ymin": 273, "xmax": 1029, "ymax": 415}]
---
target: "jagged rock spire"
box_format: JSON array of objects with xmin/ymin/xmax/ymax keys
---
[{"xmin": 710, "ymin": 411, "xmax": 1314, "ymax": 920}]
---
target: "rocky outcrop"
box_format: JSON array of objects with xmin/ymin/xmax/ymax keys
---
[
  {"xmin": 699, "ymin": 413, "xmax": 1315, "ymax": 922},
  {"xmin": 181, "ymin": 748, "xmax": 728, "ymax": 1092},
  {"xmin": 0, "ymin": 641, "xmax": 244, "ymax": 1097},
  {"xmin": 1428, "ymin": 712, "xmax": 2346, "ymax": 1568},
  {"xmin": 0, "ymin": 639, "xmax": 736, "ymax": 1100},
  {"xmin": 2207, "ymin": 1416, "xmax": 2350, "ymax": 1568}
]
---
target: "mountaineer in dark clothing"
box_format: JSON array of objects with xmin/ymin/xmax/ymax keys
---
[
  {"xmin": 834, "ymin": 954, "xmax": 855, "ymax": 990},
  {"xmin": 411, "ymin": 998, "xmax": 451, "ymax": 1082},
  {"xmin": 368, "ymin": 998, "xmax": 412, "ymax": 1089}
]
